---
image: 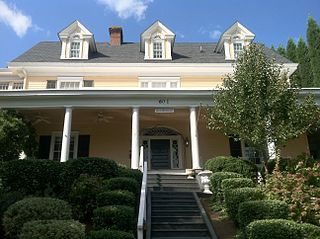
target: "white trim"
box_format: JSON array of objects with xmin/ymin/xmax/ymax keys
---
[
  {"xmin": 49, "ymin": 131, "xmax": 79, "ymax": 160},
  {"xmin": 139, "ymin": 76, "xmax": 180, "ymax": 89}
]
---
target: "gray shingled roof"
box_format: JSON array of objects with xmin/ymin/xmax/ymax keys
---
[{"xmin": 11, "ymin": 41, "xmax": 292, "ymax": 64}]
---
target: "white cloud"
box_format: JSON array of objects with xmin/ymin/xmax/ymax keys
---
[
  {"xmin": 209, "ymin": 30, "xmax": 221, "ymax": 39},
  {"xmin": 176, "ymin": 31, "xmax": 185, "ymax": 39},
  {"xmin": 97, "ymin": 0, "xmax": 153, "ymax": 20},
  {"xmin": 0, "ymin": 0, "xmax": 32, "ymax": 37}
]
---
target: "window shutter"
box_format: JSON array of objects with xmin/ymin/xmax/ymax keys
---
[
  {"xmin": 77, "ymin": 135, "xmax": 90, "ymax": 158},
  {"xmin": 38, "ymin": 135, "xmax": 51, "ymax": 159},
  {"xmin": 229, "ymin": 137, "xmax": 242, "ymax": 157},
  {"xmin": 307, "ymin": 131, "xmax": 320, "ymax": 159}
]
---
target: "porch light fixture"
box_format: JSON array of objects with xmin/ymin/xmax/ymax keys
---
[{"xmin": 184, "ymin": 137, "xmax": 189, "ymax": 147}]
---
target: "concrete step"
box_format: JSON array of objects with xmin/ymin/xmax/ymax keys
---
[
  {"xmin": 151, "ymin": 215, "xmax": 204, "ymax": 223},
  {"xmin": 151, "ymin": 228, "xmax": 210, "ymax": 237},
  {"xmin": 148, "ymin": 174, "xmax": 190, "ymax": 180},
  {"xmin": 151, "ymin": 200, "xmax": 197, "ymax": 205},
  {"xmin": 152, "ymin": 209, "xmax": 201, "ymax": 216},
  {"xmin": 152, "ymin": 222, "xmax": 208, "ymax": 230},
  {"xmin": 152, "ymin": 204, "xmax": 199, "ymax": 210}
]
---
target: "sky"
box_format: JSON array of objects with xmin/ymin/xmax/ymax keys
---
[{"xmin": 0, "ymin": 0, "xmax": 319, "ymax": 67}]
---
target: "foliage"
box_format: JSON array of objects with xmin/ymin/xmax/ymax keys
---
[
  {"xmin": 0, "ymin": 109, "xmax": 37, "ymax": 161},
  {"xmin": 0, "ymin": 159, "xmax": 64, "ymax": 196},
  {"xmin": 224, "ymin": 187, "xmax": 265, "ymax": 222},
  {"xmin": 104, "ymin": 177, "xmax": 139, "ymax": 196},
  {"xmin": 68, "ymin": 174, "xmax": 104, "ymax": 223},
  {"xmin": 19, "ymin": 220, "xmax": 85, "ymax": 239},
  {"xmin": 204, "ymin": 156, "xmax": 257, "ymax": 179},
  {"xmin": 307, "ymin": 17, "xmax": 320, "ymax": 86},
  {"xmin": 87, "ymin": 229, "xmax": 135, "ymax": 239},
  {"xmin": 276, "ymin": 44, "xmax": 286, "ymax": 57},
  {"xmin": 93, "ymin": 205, "xmax": 134, "ymax": 232},
  {"xmin": 3, "ymin": 197, "xmax": 72, "ymax": 239},
  {"xmin": 246, "ymin": 219, "xmax": 320, "ymax": 239},
  {"xmin": 117, "ymin": 166, "xmax": 142, "ymax": 184},
  {"xmin": 221, "ymin": 178, "xmax": 254, "ymax": 194},
  {"xmin": 97, "ymin": 190, "xmax": 135, "ymax": 207},
  {"xmin": 264, "ymin": 162, "xmax": 320, "ymax": 225},
  {"xmin": 238, "ymin": 200, "xmax": 289, "ymax": 229},
  {"xmin": 206, "ymin": 44, "xmax": 320, "ymax": 161},
  {"xmin": 286, "ymin": 38, "xmax": 297, "ymax": 62},
  {"xmin": 296, "ymin": 37, "xmax": 313, "ymax": 87},
  {"xmin": 210, "ymin": 172, "xmax": 243, "ymax": 202}
]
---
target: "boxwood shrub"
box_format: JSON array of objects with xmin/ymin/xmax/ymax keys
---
[
  {"xmin": 19, "ymin": 220, "xmax": 85, "ymax": 239},
  {"xmin": 3, "ymin": 197, "xmax": 72, "ymax": 238},
  {"xmin": 87, "ymin": 229, "xmax": 135, "ymax": 239},
  {"xmin": 210, "ymin": 172, "xmax": 243, "ymax": 202},
  {"xmin": 224, "ymin": 187, "xmax": 265, "ymax": 222},
  {"xmin": 93, "ymin": 205, "xmax": 134, "ymax": 231},
  {"xmin": 221, "ymin": 178, "xmax": 254, "ymax": 192},
  {"xmin": 238, "ymin": 200, "xmax": 289, "ymax": 229},
  {"xmin": 246, "ymin": 219, "xmax": 320, "ymax": 239},
  {"xmin": 97, "ymin": 190, "xmax": 135, "ymax": 207},
  {"xmin": 104, "ymin": 177, "xmax": 139, "ymax": 196},
  {"xmin": 117, "ymin": 166, "xmax": 142, "ymax": 184}
]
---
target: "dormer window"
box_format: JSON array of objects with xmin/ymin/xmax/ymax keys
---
[
  {"xmin": 70, "ymin": 37, "xmax": 81, "ymax": 58},
  {"xmin": 233, "ymin": 42, "xmax": 243, "ymax": 59},
  {"xmin": 153, "ymin": 36, "xmax": 163, "ymax": 59}
]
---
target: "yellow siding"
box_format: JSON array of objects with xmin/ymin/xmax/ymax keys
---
[
  {"xmin": 281, "ymin": 134, "xmax": 310, "ymax": 158},
  {"xmin": 181, "ymin": 76, "xmax": 224, "ymax": 88},
  {"xmin": 27, "ymin": 76, "xmax": 54, "ymax": 89},
  {"xmin": 84, "ymin": 76, "xmax": 138, "ymax": 87}
]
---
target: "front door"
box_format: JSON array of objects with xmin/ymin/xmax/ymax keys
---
[{"xmin": 150, "ymin": 139, "xmax": 171, "ymax": 169}]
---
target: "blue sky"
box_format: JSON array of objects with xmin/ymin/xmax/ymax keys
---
[{"xmin": 0, "ymin": 0, "xmax": 319, "ymax": 67}]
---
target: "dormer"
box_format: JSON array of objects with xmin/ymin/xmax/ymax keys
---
[
  {"xmin": 140, "ymin": 21, "xmax": 175, "ymax": 60},
  {"xmin": 215, "ymin": 22, "xmax": 255, "ymax": 60},
  {"xmin": 58, "ymin": 20, "xmax": 97, "ymax": 60}
]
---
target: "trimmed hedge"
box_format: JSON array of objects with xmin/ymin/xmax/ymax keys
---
[
  {"xmin": 87, "ymin": 229, "xmax": 135, "ymax": 239},
  {"xmin": 205, "ymin": 156, "xmax": 257, "ymax": 179},
  {"xmin": 246, "ymin": 219, "xmax": 320, "ymax": 239},
  {"xmin": 19, "ymin": 220, "xmax": 85, "ymax": 239},
  {"xmin": 0, "ymin": 191, "xmax": 25, "ymax": 221},
  {"xmin": 224, "ymin": 187, "xmax": 265, "ymax": 222},
  {"xmin": 210, "ymin": 172, "xmax": 243, "ymax": 202},
  {"xmin": 238, "ymin": 200, "xmax": 289, "ymax": 229},
  {"xmin": 221, "ymin": 178, "xmax": 254, "ymax": 192},
  {"xmin": 104, "ymin": 177, "xmax": 139, "ymax": 195},
  {"xmin": 93, "ymin": 205, "xmax": 134, "ymax": 231},
  {"xmin": 68, "ymin": 174, "xmax": 104, "ymax": 222},
  {"xmin": 97, "ymin": 190, "xmax": 135, "ymax": 207},
  {"xmin": 0, "ymin": 159, "xmax": 64, "ymax": 196},
  {"xmin": 3, "ymin": 197, "xmax": 72, "ymax": 238},
  {"xmin": 117, "ymin": 166, "xmax": 142, "ymax": 184}
]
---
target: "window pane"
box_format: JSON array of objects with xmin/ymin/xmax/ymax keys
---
[
  {"xmin": 153, "ymin": 42, "xmax": 163, "ymax": 59},
  {"xmin": 70, "ymin": 41, "xmax": 80, "ymax": 58},
  {"xmin": 234, "ymin": 43, "xmax": 243, "ymax": 59},
  {"xmin": 83, "ymin": 80, "xmax": 93, "ymax": 87},
  {"xmin": 60, "ymin": 81, "xmax": 80, "ymax": 89},
  {"xmin": 46, "ymin": 80, "xmax": 57, "ymax": 89},
  {"xmin": 141, "ymin": 82, "xmax": 148, "ymax": 88},
  {"xmin": 0, "ymin": 82, "xmax": 10, "ymax": 90},
  {"xmin": 151, "ymin": 82, "xmax": 166, "ymax": 88},
  {"xmin": 170, "ymin": 82, "xmax": 178, "ymax": 88},
  {"xmin": 12, "ymin": 82, "xmax": 23, "ymax": 90}
]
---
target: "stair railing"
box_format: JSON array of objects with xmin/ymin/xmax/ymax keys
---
[{"xmin": 137, "ymin": 146, "xmax": 147, "ymax": 239}]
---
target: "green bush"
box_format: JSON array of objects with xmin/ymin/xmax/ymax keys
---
[
  {"xmin": 246, "ymin": 219, "xmax": 320, "ymax": 239},
  {"xmin": 97, "ymin": 190, "xmax": 135, "ymax": 207},
  {"xmin": 205, "ymin": 156, "xmax": 257, "ymax": 179},
  {"xmin": 0, "ymin": 159, "xmax": 64, "ymax": 196},
  {"xmin": 3, "ymin": 197, "xmax": 72, "ymax": 238},
  {"xmin": 93, "ymin": 205, "xmax": 134, "ymax": 231},
  {"xmin": 68, "ymin": 174, "xmax": 104, "ymax": 223},
  {"xmin": 19, "ymin": 220, "xmax": 85, "ymax": 239},
  {"xmin": 210, "ymin": 172, "xmax": 243, "ymax": 202},
  {"xmin": 117, "ymin": 166, "xmax": 142, "ymax": 184},
  {"xmin": 104, "ymin": 177, "xmax": 139, "ymax": 196},
  {"xmin": 87, "ymin": 229, "xmax": 135, "ymax": 239},
  {"xmin": 61, "ymin": 157, "xmax": 119, "ymax": 196},
  {"xmin": 221, "ymin": 178, "xmax": 254, "ymax": 192},
  {"xmin": 238, "ymin": 200, "xmax": 289, "ymax": 229},
  {"xmin": 224, "ymin": 187, "xmax": 265, "ymax": 222}
]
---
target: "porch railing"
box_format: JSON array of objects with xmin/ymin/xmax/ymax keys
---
[{"xmin": 137, "ymin": 146, "xmax": 147, "ymax": 239}]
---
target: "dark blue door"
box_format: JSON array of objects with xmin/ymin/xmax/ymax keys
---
[{"xmin": 150, "ymin": 139, "xmax": 171, "ymax": 169}]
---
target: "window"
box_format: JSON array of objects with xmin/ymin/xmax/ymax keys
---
[
  {"xmin": 49, "ymin": 132, "xmax": 78, "ymax": 160},
  {"xmin": 70, "ymin": 41, "xmax": 81, "ymax": 58},
  {"xmin": 46, "ymin": 80, "xmax": 57, "ymax": 89},
  {"xmin": 58, "ymin": 77, "xmax": 83, "ymax": 90},
  {"xmin": 233, "ymin": 43, "xmax": 243, "ymax": 59},
  {"xmin": 139, "ymin": 77, "xmax": 180, "ymax": 89},
  {"xmin": 153, "ymin": 36, "xmax": 163, "ymax": 59},
  {"xmin": 0, "ymin": 81, "xmax": 24, "ymax": 91},
  {"xmin": 83, "ymin": 80, "xmax": 93, "ymax": 87},
  {"xmin": 0, "ymin": 82, "xmax": 10, "ymax": 90},
  {"xmin": 12, "ymin": 82, "xmax": 23, "ymax": 90}
]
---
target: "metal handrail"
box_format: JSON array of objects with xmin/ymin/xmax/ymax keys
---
[{"xmin": 137, "ymin": 147, "xmax": 147, "ymax": 239}]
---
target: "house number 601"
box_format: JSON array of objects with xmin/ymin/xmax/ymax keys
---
[{"xmin": 158, "ymin": 98, "xmax": 169, "ymax": 104}]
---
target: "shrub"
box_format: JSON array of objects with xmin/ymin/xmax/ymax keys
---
[
  {"xmin": 19, "ymin": 220, "xmax": 85, "ymax": 239},
  {"xmin": 210, "ymin": 172, "xmax": 243, "ymax": 202},
  {"xmin": 93, "ymin": 205, "xmax": 134, "ymax": 231},
  {"xmin": 0, "ymin": 159, "xmax": 64, "ymax": 196},
  {"xmin": 3, "ymin": 197, "xmax": 72, "ymax": 238},
  {"xmin": 87, "ymin": 229, "xmax": 135, "ymax": 239},
  {"xmin": 61, "ymin": 157, "xmax": 119, "ymax": 196},
  {"xmin": 104, "ymin": 177, "xmax": 139, "ymax": 196},
  {"xmin": 224, "ymin": 187, "xmax": 265, "ymax": 222},
  {"xmin": 246, "ymin": 219, "xmax": 319, "ymax": 239},
  {"xmin": 221, "ymin": 178, "xmax": 254, "ymax": 192},
  {"xmin": 238, "ymin": 200, "xmax": 289, "ymax": 229},
  {"xmin": 97, "ymin": 190, "xmax": 135, "ymax": 207},
  {"xmin": 68, "ymin": 174, "xmax": 104, "ymax": 223},
  {"xmin": 205, "ymin": 156, "xmax": 257, "ymax": 179},
  {"xmin": 117, "ymin": 166, "xmax": 142, "ymax": 184}
]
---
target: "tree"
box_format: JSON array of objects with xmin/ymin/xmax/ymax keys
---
[
  {"xmin": 270, "ymin": 44, "xmax": 276, "ymax": 51},
  {"xmin": 286, "ymin": 38, "xmax": 297, "ymax": 62},
  {"xmin": 206, "ymin": 44, "xmax": 320, "ymax": 164},
  {"xmin": 277, "ymin": 44, "xmax": 286, "ymax": 57},
  {"xmin": 296, "ymin": 37, "xmax": 313, "ymax": 87},
  {"xmin": 0, "ymin": 110, "xmax": 37, "ymax": 161},
  {"xmin": 307, "ymin": 17, "xmax": 320, "ymax": 86}
]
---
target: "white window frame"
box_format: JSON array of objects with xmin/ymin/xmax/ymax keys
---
[
  {"xmin": 57, "ymin": 77, "xmax": 83, "ymax": 89},
  {"xmin": 69, "ymin": 35, "xmax": 82, "ymax": 59},
  {"xmin": 0, "ymin": 81, "xmax": 24, "ymax": 91},
  {"xmin": 152, "ymin": 35, "xmax": 164, "ymax": 59},
  {"xmin": 49, "ymin": 132, "xmax": 79, "ymax": 160},
  {"xmin": 139, "ymin": 76, "xmax": 180, "ymax": 89},
  {"xmin": 233, "ymin": 42, "xmax": 243, "ymax": 59}
]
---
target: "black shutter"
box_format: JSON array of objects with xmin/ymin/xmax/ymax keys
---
[
  {"xmin": 77, "ymin": 135, "xmax": 90, "ymax": 158},
  {"xmin": 307, "ymin": 131, "xmax": 320, "ymax": 159},
  {"xmin": 229, "ymin": 137, "xmax": 242, "ymax": 158},
  {"xmin": 38, "ymin": 135, "xmax": 51, "ymax": 159}
]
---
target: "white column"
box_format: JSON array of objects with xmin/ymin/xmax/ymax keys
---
[
  {"xmin": 60, "ymin": 107, "xmax": 72, "ymax": 162},
  {"xmin": 131, "ymin": 107, "xmax": 140, "ymax": 169},
  {"xmin": 267, "ymin": 141, "xmax": 276, "ymax": 160},
  {"xmin": 190, "ymin": 107, "xmax": 200, "ymax": 169}
]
